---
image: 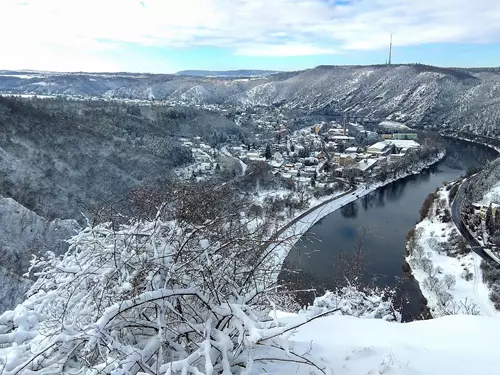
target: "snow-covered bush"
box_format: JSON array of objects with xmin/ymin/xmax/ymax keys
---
[
  {"xmin": 302, "ymin": 286, "xmax": 401, "ymax": 322},
  {"xmin": 0, "ymin": 191, "xmax": 329, "ymax": 374},
  {"xmin": 0, "ymin": 181, "xmax": 400, "ymax": 374}
]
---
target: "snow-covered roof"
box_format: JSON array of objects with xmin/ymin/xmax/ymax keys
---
[
  {"xmin": 331, "ymin": 135, "xmax": 355, "ymax": 140},
  {"xmin": 368, "ymin": 141, "xmax": 391, "ymax": 151},
  {"xmin": 349, "ymin": 159, "xmax": 378, "ymax": 172},
  {"xmin": 388, "ymin": 139, "xmax": 420, "ymax": 149}
]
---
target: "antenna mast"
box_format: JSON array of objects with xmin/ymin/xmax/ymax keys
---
[{"xmin": 388, "ymin": 33, "xmax": 393, "ymax": 65}]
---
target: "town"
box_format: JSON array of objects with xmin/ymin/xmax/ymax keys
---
[{"xmin": 176, "ymin": 115, "xmax": 431, "ymax": 189}]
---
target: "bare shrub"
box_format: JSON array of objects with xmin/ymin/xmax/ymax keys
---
[{"xmin": 443, "ymin": 274, "xmax": 456, "ymax": 289}]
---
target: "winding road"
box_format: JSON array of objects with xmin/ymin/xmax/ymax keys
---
[
  {"xmin": 451, "ymin": 180, "xmax": 490, "ymax": 259},
  {"xmin": 451, "ymin": 179, "xmax": 498, "ymax": 316}
]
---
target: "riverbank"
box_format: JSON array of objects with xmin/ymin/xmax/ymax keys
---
[
  {"xmin": 271, "ymin": 150, "xmax": 447, "ymax": 273},
  {"xmin": 405, "ymin": 184, "xmax": 498, "ymax": 317},
  {"xmin": 441, "ymin": 133, "xmax": 500, "ymax": 264},
  {"xmin": 440, "ymin": 132, "xmax": 500, "ymax": 154}
]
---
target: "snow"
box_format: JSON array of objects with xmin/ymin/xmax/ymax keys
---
[
  {"xmin": 348, "ymin": 158, "xmax": 378, "ymax": 172},
  {"xmin": 407, "ymin": 187, "xmax": 499, "ymax": 317},
  {"xmin": 263, "ymin": 314, "xmax": 500, "ymax": 375},
  {"xmin": 0, "ymin": 74, "xmax": 39, "ymax": 79},
  {"xmin": 478, "ymin": 182, "xmax": 500, "ymax": 206},
  {"xmin": 388, "ymin": 139, "xmax": 420, "ymax": 149}
]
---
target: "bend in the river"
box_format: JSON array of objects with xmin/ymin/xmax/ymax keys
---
[{"xmin": 278, "ymin": 136, "xmax": 498, "ymax": 321}]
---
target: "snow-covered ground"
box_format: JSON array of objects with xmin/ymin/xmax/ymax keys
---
[
  {"xmin": 406, "ymin": 186, "xmax": 498, "ymax": 317},
  {"xmin": 262, "ymin": 313, "xmax": 500, "ymax": 375},
  {"xmin": 478, "ymin": 181, "xmax": 500, "ymax": 207}
]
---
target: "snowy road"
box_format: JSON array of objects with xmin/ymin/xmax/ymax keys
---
[{"xmin": 451, "ymin": 179, "xmax": 500, "ymax": 265}]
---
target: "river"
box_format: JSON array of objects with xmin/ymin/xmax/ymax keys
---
[{"xmin": 278, "ymin": 137, "xmax": 498, "ymax": 321}]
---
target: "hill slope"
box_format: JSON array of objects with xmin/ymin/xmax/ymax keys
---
[
  {"xmin": 0, "ymin": 96, "xmax": 241, "ymax": 220},
  {"xmin": 2, "ymin": 65, "xmax": 500, "ymax": 135}
]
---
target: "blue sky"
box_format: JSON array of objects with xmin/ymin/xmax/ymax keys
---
[{"xmin": 1, "ymin": 0, "xmax": 500, "ymax": 73}]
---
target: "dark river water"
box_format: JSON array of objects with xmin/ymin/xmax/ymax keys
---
[{"xmin": 278, "ymin": 137, "xmax": 498, "ymax": 321}]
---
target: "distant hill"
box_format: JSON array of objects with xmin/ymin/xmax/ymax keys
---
[
  {"xmin": 174, "ymin": 70, "xmax": 281, "ymax": 77},
  {"xmin": 3, "ymin": 64, "xmax": 500, "ymax": 136}
]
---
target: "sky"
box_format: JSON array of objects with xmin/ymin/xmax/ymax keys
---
[{"xmin": 1, "ymin": 0, "xmax": 500, "ymax": 73}]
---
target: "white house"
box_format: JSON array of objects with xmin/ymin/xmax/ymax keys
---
[
  {"xmin": 387, "ymin": 139, "xmax": 420, "ymax": 154},
  {"xmin": 366, "ymin": 141, "xmax": 393, "ymax": 156}
]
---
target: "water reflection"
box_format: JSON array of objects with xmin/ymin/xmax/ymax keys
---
[
  {"xmin": 340, "ymin": 202, "xmax": 358, "ymax": 219},
  {"xmin": 279, "ymin": 137, "xmax": 498, "ymax": 321}
]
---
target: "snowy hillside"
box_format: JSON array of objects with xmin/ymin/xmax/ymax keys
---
[{"xmin": 2, "ymin": 65, "xmax": 500, "ymax": 135}]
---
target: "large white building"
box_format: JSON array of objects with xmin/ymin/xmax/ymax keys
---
[
  {"xmin": 366, "ymin": 141, "xmax": 393, "ymax": 156},
  {"xmin": 387, "ymin": 139, "xmax": 420, "ymax": 153},
  {"xmin": 366, "ymin": 140, "xmax": 420, "ymax": 156}
]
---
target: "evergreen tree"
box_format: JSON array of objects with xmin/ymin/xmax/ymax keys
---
[
  {"xmin": 486, "ymin": 204, "xmax": 494, "ymax": 234},
  {"xmin": 313, "ymin": 171, "xmax": 318, "ymax": 181},
  {"xmin": 495, "ymin": 208, "xmax": 500, "ymax": 235},
  {"xmin": 311, "ymin": 177, "xmax": 316, "ymax": 187},
  {"xmin": 324, "ymin": 162, "xmax": 331, "ymax": 173},
  {"xmin": 247, "ymin": 144, "xmax": 251, "ymax": 151},
  {"xmin": 290, "ymin": 144, "xmax": 295, "ymax": 153},
  {"xmin": 265, "ymin": 144, "xmax": 272, "ymax": 160}
]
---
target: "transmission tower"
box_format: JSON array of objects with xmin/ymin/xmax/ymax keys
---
[{"xmin": 388, "ymin": 33, "xmax": 393, "ymax": 65}]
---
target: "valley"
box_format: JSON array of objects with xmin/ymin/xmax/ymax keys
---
[{"xmin": 1, "ymin": 65, "xmax": 500, "ymax": 374}]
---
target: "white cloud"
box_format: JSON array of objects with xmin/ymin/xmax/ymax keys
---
[
  {"xmin": 1, "ymin": 0, "xmax": 500, "ymax": 71},
  {"xmin": 236, "ymin": 43, "xmax": 337, "ymax": 56}
]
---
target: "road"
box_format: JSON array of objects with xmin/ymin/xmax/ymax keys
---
[
  {"xmin": 451, "ymin": 179, "xmax": 490, "ymax": 259},
  {"xmin": 451, "ymin": 179, "xmax": 499, "ymax": 316},
  {"xmin": 272, "ymin": 183, "xmax": 357, "ymax": 240}
]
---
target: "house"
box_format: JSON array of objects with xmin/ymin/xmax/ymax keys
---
[
  {"xmin": 366, "ymin": 141, "xmax": 393, "ymax": 156},
  {"xmin": 200, "ymin": 162, "xmax": 212, "ymax": 171},
  {"xmin": 301, "ymin": 166, "xmax": 317, "ymax": 177},
  {"xmin": 344, "ymin": 159, "xmax": 378, "ymax": 177},
  {"xmin": 294, "ymin": 162, "xmax": 303, "ymax": 169},
  {"xmin": 273, "ymin": 152, "xmax": 284, "ymax": 162},
  {"xmin": 270, "ymin": 160, "xmax": 283, "ymax": 168},
  {"xmin": 330, "ymin": 135, "xmax": 355, "ymax": 145},
  {"xmin": 199, "ymin": 143, "xmax": 212, "ymax": 152},
  {"xmin": 389, "ymin": 153, "xmax": 405, "ymax": 162},
  {"xmin": 387, "ymin": 140, "xmax": 420, "ymax": 154},
  {"xmin": 345, "ymin": 146, "xmax": 359, "ymax": 154},
  {"xmin": 333, "ymin": 153, "xmax": 356, "ymax": 166},
  {"xmin": 325, "ymin": 142, "xmax": 337, "ymax": 150},
  {"xmin": 304, "ymin": 157, "xmax": 319, "ymax": 166},
  {"xmin": 328, "ymin": 128, "xmax": 347, "ymax": 136}
]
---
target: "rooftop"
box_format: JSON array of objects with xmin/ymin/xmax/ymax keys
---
[
  {"xmin": 368, "ymin": 141, "xmax": 392, "ymax": 151},
  {"xmin": 388, "ymin": 139, "xmax": 420, "ymax": 148},
  {"xmin": 349, "ymin": 159, "xmax": 378, "ymax": 172}
]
